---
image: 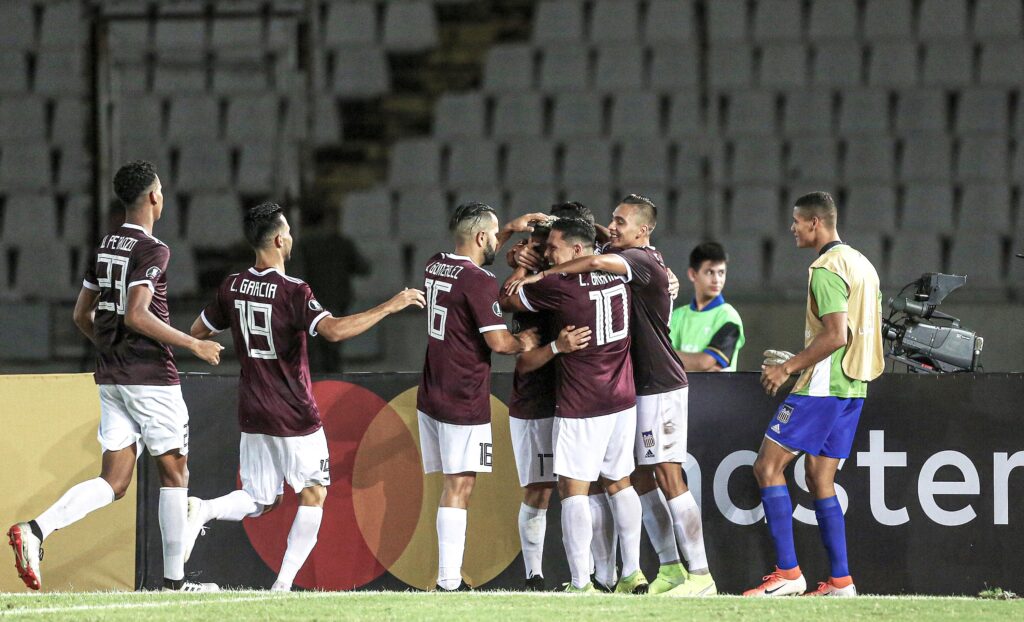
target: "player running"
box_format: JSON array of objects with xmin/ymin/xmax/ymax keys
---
[
  {"xmin": 7, "ymin": 161, "xmax": 224, "ymax": 592},
  {"xmin": 184, "ymin": 202, "xmax": 424, "ymax": 591},
  {"xmin": 743, "ymin": 191, "xmax": 883, "ymax": 598},
  {"xmin": 501, "ymin": 217, "xmax": 648, "ymax": 595},
  {"xmin": 508, "ymin": 194, "xmax": 714, "ymax": 596},
  {"xmin": 418, "ymin": 202, "xmax": 543, "ymax": 591}
]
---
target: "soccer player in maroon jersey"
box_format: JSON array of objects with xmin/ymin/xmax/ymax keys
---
[
  {"xmin": 509, "ymin": 195, "xmax": 715, "ymax": 596},
  {"xmin": 7, "ymin": 161, "xmax": 225, "ymax": 593},
  {"xmin": 501, "ymin": 217, "xmax": 649, "ymax": 595},
  {"xmin": 184, "ymin": 202, "xmax": 424, "ymax": 591},
  {"xmin": 417, "ymin": 202, "xmax": 543, "ymax": 591}
]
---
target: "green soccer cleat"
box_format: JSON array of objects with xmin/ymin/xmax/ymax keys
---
[
  {"xmin": 662, "ymin": 572, "xmax": 717, "ymax": 597},
  {"xmin": 648, "ymin": 562, "xmax": 688, "ymax": 595},
  {"xmin": 614, "ymin": 570, "xmax": 649, "ymax": 594},
  {"xmin": 564, "ymin": 581, "xmax": 598, "ymax": 594}
]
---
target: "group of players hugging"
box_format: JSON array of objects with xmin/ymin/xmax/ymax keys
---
[{"xmin": 8, "ymin": 160, "xmax": 883, "ymax": 598}]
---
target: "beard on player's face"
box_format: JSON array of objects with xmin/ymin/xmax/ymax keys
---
[{"xmin": 481, "ymin": 238, "xmax": 496, "ymax": 266}]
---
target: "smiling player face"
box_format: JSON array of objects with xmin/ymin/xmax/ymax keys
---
[
  {"xmin": 607, "ymin": 203, "xmax": 649, "ymax": 250},
  {"xmin": 544, "ymin": 230, "xmax": 582, "ymax": 266}
]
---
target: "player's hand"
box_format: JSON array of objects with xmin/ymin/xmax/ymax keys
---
[
  {"xmin": 192, "ymin": 339, "xmax": 224, "ymax": 365},
  {"xmin": 760, "ymin": 363, "xmax": 792, "ymax": 397},
  {"xmin": 504, "ymin": 271, "xmax": 545, "ymax": 295},
  {"xmin": 503, "ymin": 212, "xmax": 551, "ymax": 234},
  {"xmin": 515, "ymin": 243, "xmax": 545, "ymax": 272},
  {"xmin": 556, "ymin": 325, "xmax": 591, "ymax": 354},
  {"xmin": 517, "ymin": 327, "xmax": 541, "ymax": 352},
  {"xmin": 763, "ymin": 349, "xmax": 795, "ymax": 367},
  {"xmin": 506, "ymin": 240, "xmax": 527, "ymax": 268},
  {"xmin": 667, "ymin": 268, "xmax": 680, "ymax": 301},
  {"xmin": 386, "ymin": 288, "xmax": 426, "ymax": 312}
]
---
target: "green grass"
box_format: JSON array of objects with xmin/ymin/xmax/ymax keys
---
[{"xmin": 0, "ymin": 591, "xmax": 1021, "ymax": 621}]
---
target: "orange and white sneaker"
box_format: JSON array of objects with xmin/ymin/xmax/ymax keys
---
[
  {"xmin": 742, "ymin": 567, "xmax": 806, "ymax": 597},
  {"xmin": 804, "ymin": 579, "xmax": 857, "ymax": 597}
]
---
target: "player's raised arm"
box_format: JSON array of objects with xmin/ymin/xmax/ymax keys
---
[
  {"xmin": 72, "ymin": 286, "xmax": 101, "ymax": 344},
  {"xmin": 496, "ymin": 212, "xmax": 550, "ymax": 251},
  {"xmin": 504, "ymin": 253, "xmax": 629, "ymax": 295},
  {"xmin": 315, "ymin": 287, "xmax": 425, "ymax": 343},
  {"xmin": 125, "ymin": 284, "xmax": 223, "ymax": 365}
]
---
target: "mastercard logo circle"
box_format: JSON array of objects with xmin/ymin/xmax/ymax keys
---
[{"xmin": 243, "ymin": 380, "xmax": 522, "ymax": 590}]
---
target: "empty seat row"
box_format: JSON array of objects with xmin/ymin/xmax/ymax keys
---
[
  {"xmin": 0, "ymin": 96, "xmax": 88, "ymax": 145},
  {"xmin": 0, "ymin": 144, "xmax": 89, "ymax": 191},
  {"xmin": 323, "ymin": 0, "xmax": 438, "ymax": 52},
  {"xmin": 0, "ymin": 1, "xmax": 86, "ymax": 50},
  {"xmin": 0, "ymin": 49, "xmax": 88, "ymax": 95}
]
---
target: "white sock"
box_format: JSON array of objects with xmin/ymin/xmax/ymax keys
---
[
  {"xmin": 640, "ymin": 488, "xmax": 680, "ymax": 564},
  {"xmin": 436, "ymin": 507, "xmax": 467, "ymax": 590},
  {"xmin": 518, "ymin": 503, "xmax": 546, "ymax": 579},
  {"xmin": 560, "ymin": 495, "xmax": 593, "ymax": 589},
  {"xmin": 588, "ymin": 493, "xmax": 617, "ymax": 587},
  {"xmin": 276, "ymin": 506, "xmax": 323, "ymax": 589},
  {"xmin": 668, "ymin": 491, "xmax": 709, "ymax": 573},
  {"xmin": 159, "ymin": 487, "xmax": 188, "ymax": 581},
  {"xmin": 206, "ymin": 490, "xmax": 260, "ymax": 522},
  {"xmin": 34, "ymin": 477, "xmax": 115, "ymax": 541},
  {"xmin": 608, "ymin": 487, "xmax": 643, "ymax": 578}
]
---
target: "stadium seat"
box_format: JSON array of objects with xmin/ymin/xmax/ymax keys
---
[
  {"xmin": 917, "ymin": 0, "xmax": 968, "ymax": 40},
  {"xmin": 118, "ymin": 136, "xmax": 171, "ymax": 179},
  {"xmin": 175, "ymin": 143, "xmax": 232, "ymax": 191},
  {"xmin": 617, "ymin": 139, "xmax": 670, "ymax": 187},
  {"xmin": 842, "ymin": 233, "xmax": 885, "ymax": 273},
  {"xmin": 654, "ymin": 234, "xmax": 701, "ymax": 277},
  {"xmin": 956, "ymin": 89, "xmax": 1010, "ymax": 134},
  {"xmin": 973, "ymin": 0, "xmax": 1023, "ymax": 38},
  {"xmin": 40, "ymin": 1, "xmax": 84, "ymax": 49},
  {"xmin": 539, "ymin": 46, "xmax": 591, "ymax": 92},
  {"xmin": 213, "ymin": 63, "xmax": 270, "ymax": 94},
  {"xmin": 167, "ymin": 95, "xmax": 221, "ymax": 143},
  {"xmin": 0, "ymin": 96, "xmax": 46, "ymax": 141},
  {"xmin": 395, "ymin": 188, "xmax": 449, "ymax": 241},
  {"xmin": 2, "ymin": 194, "xmax": 57, "ymax": 244},
  {"xmin": 609, "ymin": 92, "xmax": 661, "ymax": 138},
  {"xmin": 753, "ymin": 0, "xmax": 803, "ymax": 42},
  {"xmin": 673, "ymin": 147, "xmax": 705, "ymax": 183},
  {"xmin": 382, "ymin": 1, "xmax": 439, "ymax": 52},
  {"xmin": 17, "ymin": 242, "xmax": 76, "ymax": 300},
  {"xmin": 713, "ymin": 234, "xmax": 769, "ymax": 294},
  {"xmin": 506, "ymin": 185, "xmax": 557, "ymax": 216},
  {"xmin": 236, "ymin": 143, "xmax": 276, "ymax": 193},
  {"xmin": 770, "ymin": 235, "xmax": 814, "ymax": 294},
  {"xmin": 729, "ymin": 138, "xmax": 782, "ymax": 184},
  {"xmin": 808, "ymin": 0, "xmax": 858, "ymax": 41},
  {"xmin": 707, "ymin": 0, "xmax": 749, "ymax": 42},
  {"xmin": 649, "ymin": 44, "xmax": 700, "ymax": 91},
  {"xmin": 959, "ymin": 184, "xmax": 1012, "ymax": 232},
  {"xmin": 864, "ymin": 0, "xmax": 913, "ymax": 40},
  {"xmin": 482, "ymin": 44, "xmax": 535, "ymax": 93},
  {"xmin": 0, "ymin": 143, "xmax": 51, "ymax": 191},
  {"xmin": 957, "ymin": 135, "xmax": 1008, "ymax": 182},
  {"xmin": 552, "ymin": 92, "xmax": 605, "ymax": 138},
  {"xmin": 727, "ymin": 185, "xmax": 782, "ymax": 235},
  {"xmin": 708, "ymin": 44, "xmax": 754, "ymax": 91},
  {"xmin": 590, "ymin": 0, "xmax": 640, "ymax": 43},
  {"xmin": 163, "ymin": 238, "xmax": 198, "ymax": 297},
  {"xmin": 533, "ymin": 0, "xmax": 585, "ymax": 43},
  {"xmin": 759, "ymin": 43, "xmax": 808, "ymax": 88},
  {"xmin": 671, "ymin": 186, "xmax": 708, "ymax": 237},
  {"xmin": 894, "ymin": 89, "xmax": 948, "ymax": 135},
  {"xmin": 978, "ymin": 41, "xmax": 1024, "ymax": 86},
  {"xmin": 56, "ymin": 147, "xmax": 91, "ymax": 191},
  {"xmin": 0, "ymin": 53, "xmax": 29, "ymax": 94},
  {"xmin": 341, "ymin": 187, "xmax": 394, "ymax": 238},
  {"xmin": 564, "ymin": 186, "xmax": 614, "ymax": 219},
  {"xmin": 839, "ymin": 89, "xmax": 891, "ymax": 135},
  {"xmin": 644, "ymin": 0, "xmax": 697, "ymax": 44},
  {"xmin": 562, "ymin": 139, "xmax": 613, "ymax": 186},
  {"xmin": 324, "ymin": 1, "xmax": 377, "ymax": 46},
  {"xmin": 61, "ymin": 195, "xmax": 92, "ymax": 244},
  {"xmin": 225, "ymin": 95, "xmax": 280, "ymax": 143},
  {"xmin": 452, "ymin": 187, "xmax": 505, "ymax": 220},
  {"xmin": 51, "ymin": 97, "xmax": 88, "ymax": 147},
  {"xmin": 352, "ymin": 240, "xmax": 406, "ymax": 301},
  {"xmin": 411, "ymin": 236, "xmax": 455, "ymax": 282},
  {"xmin": 1012, "ymin": 143, "xmax": 1024, "ymax": 182},
  {"xmin": 868, "ymin": 42, "xmax": 919, "ymax": 88},
  {"xmin": 900, "ymin": 134, "xmax": 953, "ymax": 182},
  {"xmin": 721, "ymin": 90, "xmax": 778, "ymax": 136},
  {"xmin": 446, "ymin": 140, "xmax": 500, "ymax": 188},
  {"xmin": 35, "ymin": 50, "xmax": 87, "ymax": 95},
  {"xmin": 107, "ymin": 20, "xmax": 150, "ymax": 60},
  {"xmin": 211, "ymin": 16, "xmax": 261, "ymax": 49},
  {"xmin": 887, "ymin": 232, "xmax": 942, "ymax": 286},
  {"xmin": 842, "ymin": 136, "xmax": 895, "ymax": 183},
  {"xmin": 0, "ymin": 3, "xmax": 34, "ymax": 49},
  {"xmin": 155, "ymin": 18, "xmax": 206, "ymax": 50},
  {"xmin": 948, "ymin": 233, "xmax": 1006, "ymax": 289},
  {"xmin": 844, "ymin": 184, "xmax": 897, "ymax": 233},
  {"xmin": 504, "ymin": 139, "xmax": 557, "ymax": 187},
  {"xmin": 156, "ymin": 194, "xmax": 185, "ymax": 240},
  {"xmin": 594, "ymin": 44, "xmax": 645, "ymax": 92},
  {"xmin": 785, "ymin": 136, "xmax": 839, "ymax": 184},
  {"xmin": 152, "ymin": 63, "xmax": 207, "ymax": 94},
  {"xmin": 331, "ymin": 46, "xmax": 390, "ymax": 97},
  {"xmin": 666, "ymin": 91, "xmax": 703, "ymax": 138},
  {"xmin": 388, "ymin": 138, "xmax": 442, "ymax": 188},
  {"xmin": 187, "ymin": 193, "xmax": 244, "ymax": 248},
  {"xmin": 433, "ymin": 93, "xmax": 486, "ymax": 139},
  {"xmin": 902, "ymin": 183, "xmax": 954, "ymax": 233},
  {"xmin": 810, "ymin": 41, "xmax": 863, "ymax": 87},
  {"xmin": 782, "ymin": 89, "xmax": 835, "ymax": 135},
  {"xmin": 492, "ymin": 93, "xmax": 545, "ymax": 139},
  {"xmin": 116, "ymin": 96, "xmax": 163, "ymax": 144},
  {"xmin": 921, "ymin": 42, "xmax": 973, "ymax": 86}
]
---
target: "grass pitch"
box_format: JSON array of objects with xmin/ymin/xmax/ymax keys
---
[{"xmin": 0, "ymin": 591, "xmax": 1021, "ymax": 621}]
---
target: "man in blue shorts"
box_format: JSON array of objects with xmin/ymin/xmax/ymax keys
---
[{"xmin": 743, "ymin": 192, "xmax": 883, "ymax": 598}]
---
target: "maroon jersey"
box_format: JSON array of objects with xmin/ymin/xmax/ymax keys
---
[
  {"xmin": 417, "ymin": 253, "xmax": 507, "ymax": 425},
  {"xmin": 201, "ymin": 267, "xmax": 330, "ymax": 437},
  {"xmin": 520, "ymin": 269, "xmax": 635, "ymax": 419},
  {"xmin": 82, "ymin": 223, "xmax": 179, "ymax": 386},
  {"xmin": 604, "ymin": 245, "xmax": 688, "ymax": 396},
  {"xmin": 508, "ymin": 310, "xmax": 557, "ymax": 420}
]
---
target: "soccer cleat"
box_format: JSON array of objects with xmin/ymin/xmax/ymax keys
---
[
  {"xmin": 524, "ymin": 574, "xmax": 545, "ymax": 591},
  {"xmin": 270, "ymin": 581, "xmax": 291, "ymax": 592},
  {"xmin": 742, "ymin": 567, "xmax": 807, "ymax": 597},
  {"xmin": 8, "ymin": 523, "xmax": 42, "ymax": 591},
  {"xmin": 163, "ymin": 581, "xmax": 220, "ymax": 592},
  {"xmin": 648, "ymin": 562, "xmax": 688, "ymax": 595},
  {"xmin": 804, "ymin": 580, "xmax": 857, "ymax": 597},
  {"xmin": 614, "ymin": 570, "xmax": 649, "ymax": 594},
  {"xmin": 590, "ymin": 574, "xmax": 615, "ymax": 593},
  {"xmin": 563, "ymin": 581, "xmax": 597, "ymax": 594},
  {"xmin": 436, "ymin": 580, "xmax": 472, "ymax": 592},
  {"xmin": 184, "ymin": 497, "xmax": 210, "ymax": 563},
  {"xmin": 661, "ymin": 572, "xmax": 717, "ymax": 597}
]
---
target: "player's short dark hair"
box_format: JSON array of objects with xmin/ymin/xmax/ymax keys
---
[
  {"xmin": 794, "ymin": 191, "xmax": 837, "ymax": 228},
  {"xmin": 113, "ymin": 160, "xmax": 158, "ymax": 210},
  {"xmin": 550, "ymin": 216, "xmax": 596, "ymax": 246},
  {"xmin": 550, "ymin": 201, "xmax": 595, "ymax": 225},
  {"xmin": 530, "ymin": 221, "xmax": 551, "ymax": 241},
  {"xmin": 243, "ymin": 201, "xmax": 286, "ymax": 249},
  {"xmin": 449, "ymin": 201, "xmax": 497, "ymax": 239},
  {"xmin": 620, "ymin": 193, "xmax": 657, "ymax": 227},
  {"xmin": 689, "ymin": 242, "xmax": 728, "ymax": 270}
]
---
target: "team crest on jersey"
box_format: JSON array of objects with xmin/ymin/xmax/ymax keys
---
[
  {"xmin": 309, "ymin": 299, "xmax": 323, "ymax": 312},
  {"xmin": 642, "ymin": 430, "xmax": 655, "ymax": 448},
  {"xmin": 146, "ymin": 266, "xmax": 161, "ymax": 280},
  {"xmin": 492, "ymin": 301, "xmax": 503, "ymax": 317},
  {"xmin": 777, "ymin": 404, "xmax": 794, "ymax": 424}
]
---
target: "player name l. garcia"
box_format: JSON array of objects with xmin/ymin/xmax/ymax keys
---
[{"xmin": 231, "ymin": 278, "xmax": 279, "ymax": 299}]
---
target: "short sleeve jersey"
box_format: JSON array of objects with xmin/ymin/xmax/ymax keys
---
[
  {"xmin": 417, "ymin": 253, "xmax": 508, "ymax": 425},
  {"xmin": 82, "ymin": 223, "xmax": 178, "ymax": 386},
  {"xmin": 669, "ymin": 295, "xmax": 746, "ymax": 371},
  {"xmin": 604, "ymin": 246, "xmax": 688, "ymax": 395},
  {"xmin": 201, "ymin": 267, "xmax": 331, "ymax": 436},
  {"xmin": 508, "ymin": 310, "xmax": 558, "ymax": 420},
  {"xmin": 520, "ymin": 269, "xmax": 635, "ymax": 419}
]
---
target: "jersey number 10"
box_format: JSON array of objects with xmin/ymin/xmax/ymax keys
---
[{"xmin": 588, "ymin": 283, "xmax": 629, "ymax": 345}]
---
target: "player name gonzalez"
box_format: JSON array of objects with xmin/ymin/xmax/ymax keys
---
[
  {"xmin": 425, "ymin": 261, "xmax": 465, "ymax": 279},
  {"xmin": 230, "ymin": 277, "xmax": 279, "ymax": 299},
  {"xmin": 98, "ymin": 234, "xmax": 140, "ymax": 253}
]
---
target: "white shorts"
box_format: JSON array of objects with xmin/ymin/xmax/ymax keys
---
[
  {"xmin": 239, "ymin": 428, "xmax": 331, "ymax": 506},
  {"xmin": 510, "ymin": 417, "xmax": 556, "ymax": 487},
  {"xmin": 417, "ymin": 411, "xmax": 493, "ymax": 475},
  {"xmin": 97, "ymin": 384, "xmax": 189, "ymax": 456},
  {"xmin": 552, "ymin": 407, "xmax": 637, "ymax": 482},
  {"xmin": 635, "ymin": 387, "xmax": 688, "ymax": 465}
]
